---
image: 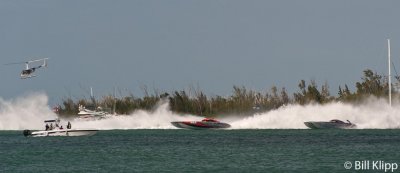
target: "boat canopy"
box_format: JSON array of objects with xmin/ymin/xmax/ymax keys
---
[
  {"xmin": 202, "ymin": 118, "xmax": 219, "ymax": 122},
  {"xmin": 44, "ymin": 119, "xmax": 60, "ymax": 123},
  {"xmin": 330, "ymin": 119, "xmax": 345, "ymax": 123}
]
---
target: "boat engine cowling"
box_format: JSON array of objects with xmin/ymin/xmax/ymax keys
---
[{"xmin": 23, "ymin": 130, "xmax": 32, "ymax": 137}]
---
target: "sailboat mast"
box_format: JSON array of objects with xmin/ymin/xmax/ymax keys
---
[
  {"xmin": 90, "ymin": 87, "xmax": 93, "ymax": 99},
  {"xmin": 113, "ymin": 87, "xmax": 116, "ymax": 115},
  {"xmin": 90, "ymin": 87, "xmax": 96, "ymax": 106},
  {"xmin": 388, "ymin": 39, "xmax": 392, "ymax": 106}
]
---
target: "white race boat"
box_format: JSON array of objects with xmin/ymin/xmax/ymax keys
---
[{"xmin": 23, "ymin": 119, "xmax": 98, "ymax": 137}]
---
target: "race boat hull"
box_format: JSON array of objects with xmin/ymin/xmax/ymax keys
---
[
  {"xmin": 171, "ymin": 121, "xmax": 231, "ymax": 129},
  {"xmin": 23, "ymin": 129, "xmax": 98, "ymax": 137},
  {"xmin": 304, "ymin": 121, "xmax": 356, "ymax": 129}
]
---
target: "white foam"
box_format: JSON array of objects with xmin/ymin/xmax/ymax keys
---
[
  {"xmin": 1, "ymin": 93, "xmax": 400, "ymax": 130},
  {"xmin": 0, "ymin": 93, "xmax": 56, "ymax": 130},
  {"xmin": 71, "ymin": 100, "xmax": 200, "ymax": 130},
  {"xmin": 229, "ymin": 97, "xmax": 400, "ymax": 129}
]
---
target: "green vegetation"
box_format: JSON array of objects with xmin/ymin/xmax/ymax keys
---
[{"xmin": 57, "ymin": 69, "xmax": 399, "ymax": 117}]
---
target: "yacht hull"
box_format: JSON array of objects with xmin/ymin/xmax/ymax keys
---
[{"xmin": 23, "ymin": 129, "xmax": 98, "ymax": 137}]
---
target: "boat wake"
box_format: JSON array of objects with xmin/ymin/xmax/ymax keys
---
[
  {"xmin": 71, "ymin": 101, "xmax": 200, "ymax": 130},
  {"xmin": 0, "ymin": 93, "xmax": 56, "ymax": 130},
  {"xmin": 1, "ymin": 93, "xmax": 400, "ymax": 130},
  {"xmin": 229, "ymin": 98, "xmax": 400, "ymax": 129}
]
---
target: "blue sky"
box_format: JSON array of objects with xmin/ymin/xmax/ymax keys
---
[{"xmin": 1, "ymin": 0, "xmax": 399, "ymax": 105}]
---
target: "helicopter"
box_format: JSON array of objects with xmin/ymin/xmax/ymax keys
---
[{"xmin": 5, "ymin": 58, "xmax": 49, "ymax": 79}]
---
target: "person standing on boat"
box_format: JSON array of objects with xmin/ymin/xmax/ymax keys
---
[
  {"xmin": 67, "ymin": 121, "xmax": 71, "ymax": 129},
  {"xmin": 45, "ymin": 123, "xmax": 49, "ymax": 131}
]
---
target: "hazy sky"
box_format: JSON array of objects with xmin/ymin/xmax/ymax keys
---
[{"xmin": 1, "ymin": 0, "xmax": 400, "ymax": 105}]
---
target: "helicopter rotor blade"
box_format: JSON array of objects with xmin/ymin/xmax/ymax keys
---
[
  {"xmin": 4, "ymin": 62, "xmax": 26, "ymax": 65},
  {"xmin": 5, "ymin": 58, "xmax": 49, "ymax": 65},
  {"xmin": 27, "ymin": 58, "xmax": 49, "ymax": 63}
]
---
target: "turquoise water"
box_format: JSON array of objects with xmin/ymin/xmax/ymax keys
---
[{"xmin": 1, "ymin": 129, "xmax": 400, "ymax": 172}]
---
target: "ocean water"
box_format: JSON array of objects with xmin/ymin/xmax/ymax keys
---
[
  {"xmin": 2, "ymin": 94, "xmax": 400, "ymax": 172},
  {"xmin": 2, "ymin": 129, "xmax": 400, "ymax": 173}
]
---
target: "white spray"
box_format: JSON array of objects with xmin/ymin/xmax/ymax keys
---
[
  {"xmin": 230, "ymin": 98, "xmax": 400, "ymax": 129},
  {"xmin": 0, "ymin": 92, "xmax": 57, "ymax": 130},
  {"xmin": 71, "ymin": 100, "xmax": 200, "ymax": 130},
  {"xmin": 1, "ymin": 93, "xmax": 400, "ymax": 130}
]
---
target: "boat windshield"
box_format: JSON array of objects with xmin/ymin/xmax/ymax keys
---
[
  {"xmin": 202, "ymin": 118, "xmax": 219, "ymax": 122},
  {"xmin": 330, "ymin": 119, "xmax": 344, "ymax": 123}
]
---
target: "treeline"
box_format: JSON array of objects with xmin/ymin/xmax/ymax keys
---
[{"xmin": 58, "ymin": 69, "xmax": 399, "ymax": 117}]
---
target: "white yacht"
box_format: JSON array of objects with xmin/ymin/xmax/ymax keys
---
[
  {"xmin": 76, "ymin": 104, "xmax": 112, "ymax": 121},
  {"xmin": 75, "ymin": 87, "xmax": 117, "ymax": 121},
  {"xmin": 23, "ymin": 119, "xmax": 98, "ymax": 137}
]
